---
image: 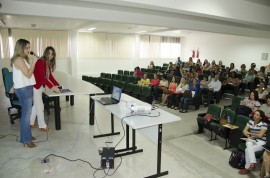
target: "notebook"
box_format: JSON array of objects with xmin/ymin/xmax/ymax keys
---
[{"xmin": 96, "ymin": 86, "xmax": 122, "ymax": 105}]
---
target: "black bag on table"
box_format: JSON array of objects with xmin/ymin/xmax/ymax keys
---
[{"xmin": 229, "ymin": 149, "xmax": 245, "ymax": 169}]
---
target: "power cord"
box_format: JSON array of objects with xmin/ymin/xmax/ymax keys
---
[
  {"xmin": 43, "ymin": 153, "xmax": 122, "ymax": 178},
  {"xmin": 0, "ymin": 134, "xmax": 19, "ymax": 142}
]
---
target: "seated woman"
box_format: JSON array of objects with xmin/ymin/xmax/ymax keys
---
[
  {"xmin": 221, "ymin": 71, "xmax": 241, "ymax": 96},
  {"xmin": 168, "ymin": 77, "xmax": 189, "ymax": 109},
  {"xmin": 179, "ymin": 78, "xmax": 200, "ymax": 113},
  {"xmin": 260, "ymin": 96, "xmax": 270, "ymax": 121},
  {"xmin": 256, "ymin": 82, "xmax": 269, "ymax": 104},
  {"xmin": 150, "ymin": 74, "xmax": 160, "ymax": 87},
  {"xmin": 148, "ymin": 61, "xmax": 155, "ymax": 69},
  {"xmin": 161, "ymin": 76, "xmax": 177, "ymax": 106},
  {"xmin": 242, "ymin": 90, "xmax": 261, "ymax": 114},
  {"xmin": 133, "ymin": 66, "xmax": 143, "ymax": 78},
  {"xmin": 138, "ymin": 73, "xmax": 150, "ymax": 86},
  {"xmin": 259, "ymin": 141, "xmax": 270, "ymax": 178},
  {"xmin": 239, "ymin": 110, "xmax": 268, "ymax": 175},
  {"xmin": 153, "ymin": 75, "xmax": 168, "ymax": 102},
  {"xmin": 241, "ymin": 69, "xmax": 256, "ymax": 94}
]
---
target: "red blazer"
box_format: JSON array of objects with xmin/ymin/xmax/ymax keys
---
[{"xmin": 33, "ymin": 58, "xmax": 59, "ymax": 89}]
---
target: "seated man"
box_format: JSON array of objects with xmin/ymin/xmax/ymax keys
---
[{"xmin": 201, "ymin": 74, "xmax": 222, "ymax": 106}]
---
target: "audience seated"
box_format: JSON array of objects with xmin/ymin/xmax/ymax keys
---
[
  {"xmin": 218, "ymin": 60, "xmax": 223, "ymax": 68},
  {"xmin": 179, "ymin": 78, "xmax": 200, "ymax": 113},
  {"xmin": 196, "ymin": 59, "xmax": 202, "ymax": 68},
  {"xmin": 134, "ymin": 66, "xmax": 143, "ymax": 78},
  {"xmin": 201, "ymin": 74, "xmax": 222, "ymax": 106},
  {"xmin": 203, "ymin": 59, "xmax": 211, "ymax": 72},
  {"xmin": 148, "ymin": 61, "xmax": 155, "ymax": 69},
  {"xmin": 260, "ymin": 96, "xmax": 270, "ymax": 120},
  {"xmin": 150, "ymin": 74, "xmax": 160, "ymax": 87},
  {"xmin": 241, "ymin": 90, "xmax": 261, "ymax": 113},
  {"xmin": 221, "ymin": 71, "xmax": 241, "ymax": 96},
  {"xmin": 168, "ymin": 77, "xmax": 189, "ymax": 109},
  {"xmin": 138, "ymin": 73, "xmax": 150, "ymax": 86},
  {"xmin": 238, "ymin": 110, "xmax": 267, "ymax": 175},
  {"xmin": 259, "ymin": 147, "xmax": 270, "ymax": 178},
  {"xmin": 241, "ymin": 69, "xmax": 256, "ymax": 94},
  {"xmin": 175, "ymin": 57, "xmax": 182, "ymax": 65},
  {"xmin": 240, "ymin": 64, "xmax": 248, "ymax": 76},
  {"xmin": 257, "ymin": 82, "xmax": 269, "ymax": 104},
  {"xmin": 161, "ymin": 76, "xmax": 177, "ymax": 106},
  {"xmin": 153, "ymin": 75, "xmax": 168, "ymax": 102},
  {"xmin": 229, "ymin": 62, "xmax": 237, "ymax": 72}
]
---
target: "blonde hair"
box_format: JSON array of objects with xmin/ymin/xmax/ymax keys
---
[{"xmin": 11, "ymin": 39, "xmax": 30, "ymax": 66}]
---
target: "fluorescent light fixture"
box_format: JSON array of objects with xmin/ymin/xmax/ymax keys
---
[
  {"xmin": 136, "ymin": 31, "xmax": 146, "ymax": 33},
  {"xmin": 87, "ymin": 27, "xmax": 96, "ymax": 31},
  {"xmin": 0, "ymin": 19, "xmax": 6, "ymax": 26}
]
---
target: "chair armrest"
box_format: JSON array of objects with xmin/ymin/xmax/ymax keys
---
[{"xmin": 197, "ymin": 113, "xmax": 207, "ymax": 117}]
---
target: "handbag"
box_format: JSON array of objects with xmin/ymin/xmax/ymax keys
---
[
  {"xmin": 204, "ymin": 113, "xmax": 214, "ymax": 122},
  {"xmin": 229, "ymin": 149, "xmax": 245, "ymax": 169},
  {"xmin": 183, "ymin": 90, "xmax": 192, "ymax": 98}
]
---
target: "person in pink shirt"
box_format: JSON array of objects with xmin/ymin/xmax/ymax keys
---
[{"xmin": 133, "ymin": 66, "xmax": 143, "ymax": 78}]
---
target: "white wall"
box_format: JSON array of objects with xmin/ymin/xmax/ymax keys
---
[{"xmin": 181, "ymin": 33, "xmax": 270, "ymax": 69}]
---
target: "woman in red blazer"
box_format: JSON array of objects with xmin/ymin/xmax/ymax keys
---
[{"xmin": 30, "ymin": 46, "xmax": 61, "ymax": 132}]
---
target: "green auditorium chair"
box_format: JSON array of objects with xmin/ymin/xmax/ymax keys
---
[
  {"xmin": 196, "ymin": 104, "xmax": 222, "ymax": 140},
  {"xmin": 210, "ymin": 108, "xmax": 236, "ymax": 149}
]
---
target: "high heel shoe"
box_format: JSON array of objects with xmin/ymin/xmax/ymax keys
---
[
  {"xmin": 23, "ymin": 142, "xmax": 37, "ymax": 148},
  {"xmin": 30, "ymin": 125, "xmax": 38, "ymax": 128}
]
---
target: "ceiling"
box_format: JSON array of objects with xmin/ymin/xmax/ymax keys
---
[{"xmin": 0, "ymin": 0, "xmax": 270, "ymax": 38}]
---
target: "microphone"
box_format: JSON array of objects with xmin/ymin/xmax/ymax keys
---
[{"xmin": 30, "ymin": 51, "xmax": 39, "ymax": 58}]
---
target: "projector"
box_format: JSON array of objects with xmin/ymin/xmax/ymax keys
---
[{"xmin": 126, "ymin": 102, "xmax": 152, "ymax": 114}]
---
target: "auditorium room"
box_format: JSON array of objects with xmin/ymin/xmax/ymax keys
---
[{"xmin": 1, "ymin": 0, "xmax": 270, "ymax": 178}]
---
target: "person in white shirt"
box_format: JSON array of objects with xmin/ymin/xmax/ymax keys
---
[
  {"xmin": 11, "ymin": 39, "xmax": 38, "ymax": 148},
  {"xmin": 201, "ymin": 74, "xmax": 222, "ymax": 106}
]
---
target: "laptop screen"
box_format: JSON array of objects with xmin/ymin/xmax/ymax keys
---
[{"xmin": 111, "ymin": 86, "xmax": 122, "ymax": 101}]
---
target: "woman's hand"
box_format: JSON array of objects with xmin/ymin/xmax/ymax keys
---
[
  {"xmin": 52, "ymin": 86, "xmax": 61, "ymax": 93},
  {"xmin": 9, "ymin": 87, "xmax": 15, "ymax": 94}
]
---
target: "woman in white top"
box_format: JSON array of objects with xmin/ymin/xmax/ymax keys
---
[
  {"xmin": 239, "ymin": 110, "xmax": 267, "ymax": 175},
  {"xmin": 168, "ymin": 77, "xmax": 189, "ymax": 109},
  {"xmin": 11, "ymin": 39, "xmax": 37, "ymax": 148},
  {"xmin": 242, "ymin": 90, "xmax": 261, "ymax": 113}
]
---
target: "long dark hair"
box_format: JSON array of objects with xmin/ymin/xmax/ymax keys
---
[
  {"xmin": 255, "ymin": 109, "xmax": 267, "ymax": 122},
  {"xmin": 42, "ymin": 46, "xmax": 56, "ymax": 72},
  {"xmin": 249, "ymin": 90, "xmax": 259, "ymax": 101}
]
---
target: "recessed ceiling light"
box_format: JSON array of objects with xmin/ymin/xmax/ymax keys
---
[
  {"xmin": 136, "ymin": 31, "xmax": 146, "ymax": 33},
  {"xmin": 87, "ymin": 27, "xmax": 96, "ymax": 31}
]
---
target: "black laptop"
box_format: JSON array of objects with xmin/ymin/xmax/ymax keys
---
[{"xmin": 97, "ymin": 86, "xmax": 122, "ymax": 105}]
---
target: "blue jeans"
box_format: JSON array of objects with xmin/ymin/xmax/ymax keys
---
[
  {"xmin": 15, "ymin": 85, "xmax": 33, "ymax": 143},
  {"xmin": 180, "ymin": 97, "xmax": 192, "ymax": 110}
]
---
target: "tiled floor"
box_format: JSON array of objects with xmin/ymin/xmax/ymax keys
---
[{"xmin": 0, "ymin": 86, "xmax": 261, "ymax": 178}]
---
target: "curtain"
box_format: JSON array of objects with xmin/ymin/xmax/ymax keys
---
[
  {"xmin": 4, "ymin": 29, "xmax": 68, "ymax": 58},
  {"xmin": 78, "ymin": 32, "xmax": 134, "ymax": 59},
  {"xmin": 140, "ymin": 35, "xmax": 181, "ymax": 59},
  {"xmin": 0, "ymin": 29, "xmax": 9, "ymax": 58}
]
